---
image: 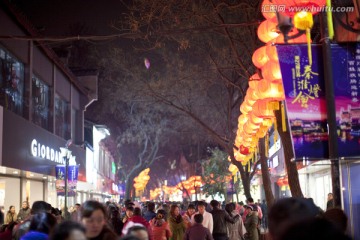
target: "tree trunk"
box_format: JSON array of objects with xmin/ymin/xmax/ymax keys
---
[
  {"xmin": 125, "ymin": 167, "xmax": 144, "ymax": 200},
  {"xmin": 227, "ymin": 144, "xmax": 252, "ymax": 199},
  {"xmin": 274, "ymin": 102, "xmax": 304, "ymax": 197},
  {"xmin": 230, "ymin": 156, "xmax": 252, "ymax": 199},
  {"xmin": 259, "ymin": 137, "xmax": 275, "ymax": 208}
]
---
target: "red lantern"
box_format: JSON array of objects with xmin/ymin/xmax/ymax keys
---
[
  {"xmin": 261, "ymin": 60, "xmax": 282, "ymax": 82},
  {"xmin": 261, "ymin": 0, "xmax": 277, "ymax": 20},
  {"xmin": 257, "ymin": 19, "xmax": 279, "ymax": 43},
  {"xmin": 239, "ymin": 145, "xmax": 250, "ymax": 155},
  {"xmin": 252, "ymin": 46, "xmax": 269, "ymax": 69}
]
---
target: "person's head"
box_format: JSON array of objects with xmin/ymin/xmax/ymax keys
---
[
  {"xmin": 328, "ymin": 193, "xmax": 333, "ymax": 201},
  {"xmin": 125, "ymin": 199, "xmax": 135, "ymax": 208},
  {"xmin": 108, "ymin": 204, "xmax": 120, "ymax": 219},
  {"xmin": 156, "ymin": 209, "xmax": 166, "ymax": 219},
  {"xmin": 279, "ymin": 218, "xmax": 350, "ymax": 240},
  {"xmin": 31, "ymin": 201, "xmax": 51, "ymax": 215},
  {"xmin": 51, "ymin": 220, "xmax": 86, "ymax": 240},
  {"xmin": 169, "ymin": 204, "xmax": 180, "ymax": 217},
  {"xmin": 127, "ymin": 225, "xmax": 149, "ymax": 240},
  {"xmin": 22, "ymin": 201, "xmax": 29, "ymax": 209},
  {"xmin": 126, "ymin": 206, "xmax": 134, "ymax": 218},
  {"xmin": 247, "ymin": 197, "xmax": 254, "ymax": 203},
  {"xmin": 80, "ymin": 200, "xmax": 107, "ymax": 238},
  {"xmin": 74, "ymin": 203, "xmax": 81, "ymax": 211},
  {"xmin": 29, "ymin": 212, "xmax": 57, "ymax": 234},
  {"xmin": 193, "ymin": 213, "xmax": 203, "ymax": 224},
  {"xmin": 225, "ymin": 203, "xmax": 235, "ymax": 214},
  {"xmin": 197, "ymin": 202, "xmax": 206, "ymax": 214},
  {"xmin": 323, "ymin": 208, "xmax": 348, "ymax": 233},
  {"xmin": 210, "ymin": 200, "xmax": 220, "ymax": 209},
  {"xmin": 8, "ymin": 205, "xmax": 15, "ymax": 214},
  {"xmin": 244, "ymin": 205, "xmax": 253, "ymax": 214},
  {"xmin": 133, "ymin": 207, "xmax": 142, "ymax": 216},
  {"xmin": 239, "ymin": 201, "xmax": 244, "ymax": 206},
  {"xmin": 268, "ymin": 197, "xmax": 322, "ymax": 240},
  {"xmin": 187, "ymin": 204, "xmax": 195, "ymax": 215},
  {"xmin": 147, "ymin": 202, "xmax": 155, "ymax": 211},
  {"xmin": 251, "ymin": 204, "xmax": 258, "ymax": 212}
]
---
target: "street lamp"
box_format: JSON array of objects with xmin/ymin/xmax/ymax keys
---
[{"xmin": 60, "ymin": 146, "xmax": 72, "ymax": 219}]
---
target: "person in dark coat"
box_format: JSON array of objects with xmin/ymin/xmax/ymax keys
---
[
  {"xmin": 12, "ymin": 201, "xmax": 52, "ymax": 240},
  {"xmin": 20, "ymin": 212, "xmax": 57, "ymax": 240},
  {"xmin": 143, "ymin": 202, "xmax": 156, "ymax": 222},
  {"xmin": 50, "ymin": 220, "xmax": 87, "ymax": 240},
  {"xmin": 0, "ymin": 221, "xmax": 18, "ymax": 240},
  {"xmin": 0, "ymin": 206, "xmax": 4, "ymax": 225},
  {"xmin": 184, "ymin": 214, "xmax": 213, "ymax": 240},
  {"xmin": 107, "ymin": 204, "xmax": 123, "ymax": 236},
  {"xmin": 326, "ymin": 193, "xmax": 335, "ymax": 210},
  {"xmin": 17, "ymin": 201, "xmax": 31, "ymax": 223},
  {"xmin": 210, "ymin": 200, "xmax": 239, "ymax": 240}
]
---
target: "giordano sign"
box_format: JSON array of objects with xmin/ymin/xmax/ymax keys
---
[{"xmin": 30, "ymin": 139, "xmax": 65, "ymax": 164}]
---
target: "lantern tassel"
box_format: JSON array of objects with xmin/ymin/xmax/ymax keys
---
[
  {"xmin": 281, "ymin": 101, "xmax": 287, "ymax": 132},
  {"xmin": 265, "ymin": 134, "xmax": 269, "ymax": 158},
  {"xmin": 306, "ymin": 28, "xmax": 312, "ymax": 66},
  {"xmin": 274, "ymin": 121, "xmax": 278, "ymax": 144}
]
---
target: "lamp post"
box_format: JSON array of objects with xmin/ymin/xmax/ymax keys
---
[{"xmin": 60, "ymin": 146, "xmax": 72, "ymax": 220}]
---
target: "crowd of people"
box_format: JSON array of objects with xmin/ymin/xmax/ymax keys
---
[{"xmin": 0, "ymin": 195, "xmax": 352, "ymax": 240}]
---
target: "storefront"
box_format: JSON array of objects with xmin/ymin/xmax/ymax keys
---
[
  {"xmin": 0, "ymin": 107, "xmax": 86, "ymax": 210},
  {"xmin": 298, "ymin": 160, "xmax": 332, "ymax": 210}
]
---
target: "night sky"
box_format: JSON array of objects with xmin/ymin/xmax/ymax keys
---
[{"xmin": 14, "ymin": 0, "xmax": 125, "ymax": 35}]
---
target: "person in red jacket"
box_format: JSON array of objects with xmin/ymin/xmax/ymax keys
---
[{"xmin": 123, "ymin": 207, "xmax": 153, "ymax": 240}]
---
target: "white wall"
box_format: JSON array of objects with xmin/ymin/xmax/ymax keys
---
[
  {"xmin": 1, "ymin": 177, "xmax": 20, "ymax": 212},
  {"xmin": 29, "ymin": 180, "xmax": 44, "ymax": 204}
]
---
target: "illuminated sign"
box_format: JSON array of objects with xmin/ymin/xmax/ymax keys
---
[{"xmin": 30, "ymin": 139, "xmax": 65, "ymax": 164}]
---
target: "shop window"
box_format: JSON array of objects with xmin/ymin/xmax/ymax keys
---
[
  {"xmin": 0, "ymin": 47, "xmax": 24, "ymax": 116},
  {"xmin": 32, "ymin": 76, "xmax": 51, "ymax": 131},
  {"xmin": 55, "ymin": 94, "xmax": 70, "ymax": 139}
]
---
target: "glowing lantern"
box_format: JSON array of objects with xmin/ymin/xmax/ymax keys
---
[
  {"xmin": 240, "ymin": 101, "xmax": 253, "ymax": 115},
  {"xmin": 256, "ymin": 80, "xmax": 285, "ymax": 100},
  {"xmin": 252, "ymin": 46, "xmax": 269, "ymax": 68},
  {"xmin": 247, "ymin": 88, "xmax": 260, "ymax": 102},
  {"xmin": 261, "ymin": 0, "xmax": 277, "ymax": 20},
  {"xmin": 257, "ymin": 19, "xmax": 280, "ymax": 43},
  {"xmin": 239, "ymin": 145, "xmax": 250, "ymax": 155},
  {"xmin": 249, "ymin": 113, "xmax": 264, "ymax": 125},
  {"xmin": 238, "ymin": 114, "xmax": 248, "ymax": 125},
  {"xmin": 294, "ymin": 11, "xmax": 314, "ymax": 65},
  {"xmin": 265, "ymin": 42, "xmax": 278, "ymax": 62},
  {"xmin": 261, "ymin": 60, "xmax": 282, "ymax": 82},
  {"xmin": 252, "ymin": 100, "xmax": 276, "ymax": 118}
]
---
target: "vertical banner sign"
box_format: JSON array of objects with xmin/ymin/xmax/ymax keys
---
[
  {"xmin": 331, "ymin": 43, "xmax": 360, "ymax": 157},
  {"xmin": 277, "ymin": 44, "xmax": 329, "ymax": 160},
  {"xmin": 55, "ymin": 165, "xmax": 65, "ymax": 195},
  {"xmin": 67, "ymin": 165, "xmax": 79, "ymax": 197},
  {"xmin": 55, "ymin": 165, "xmax": 79, "ymax": 196}
]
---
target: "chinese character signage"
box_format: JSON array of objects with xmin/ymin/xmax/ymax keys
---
[
  {"xmin": 277, "ymin": 44, "xmax": 329, "ymax": 160},
  {"xmin": 331, "ymin": 43, "xmax": 360, "ymax": 157},
  {"xmin": 55, "ymin": 165, "xmax": 79, "ymax": 196},
  {"xmin": 277, "ymin": 43, "xmax": 360, "ymax": 160}
]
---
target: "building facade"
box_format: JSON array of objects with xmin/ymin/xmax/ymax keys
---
[{"xmin": 0, "ymin": 2, "xmax": 96, "ymax": 211}]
